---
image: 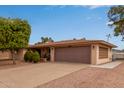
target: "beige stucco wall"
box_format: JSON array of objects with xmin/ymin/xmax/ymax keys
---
[
  {"xmin": 91, "ymin": 44, "xmax": 112, "ymax": 65},
  {"xmin": 17, "ymin": 49, "xmax": 27, "ymax": 61},
  {"xmin": 50, "ymin": 47, "xmax": 55, "ymax": 62},
  {"xmin": 0, "ymin": 50, "xmax": 12, "ymax": 60},
  {"xmin": 0, "ymin": 49, "xmax": 27, "ymax": 61},
  {"xmin": 91, "ymin": 45, "xmax": 97, "ymax": 65}
]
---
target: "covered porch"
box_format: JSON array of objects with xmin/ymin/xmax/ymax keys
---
[{"xmin": 29, "ymin": 46, "xmax": 54, "ymax": 62}]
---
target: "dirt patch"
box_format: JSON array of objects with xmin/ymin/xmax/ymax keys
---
[{"xmin": 38, "ymin": 61, "xmax": 124, "ymax": 88}]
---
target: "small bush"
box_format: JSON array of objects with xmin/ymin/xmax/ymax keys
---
[
  {"xmin": 32, "ymin": 51, "xmax": 40, "ymax": 63},
  {"xmin": 24, "ymin": 50, "xmax": 33, "ymax": 62}
]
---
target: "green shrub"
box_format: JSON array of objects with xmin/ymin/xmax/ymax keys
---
[
  {"xmin": 32, "ymin": 51, "xmax": 40, "ymax": 63},
  {"xmin": 24, "ymin": 50, "xmax": 33, "ymax": 62}
]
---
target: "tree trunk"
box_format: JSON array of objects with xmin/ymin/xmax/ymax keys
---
[{"xmin": 11, "ymin": 49, "xmax": 16, "ymax": 64}]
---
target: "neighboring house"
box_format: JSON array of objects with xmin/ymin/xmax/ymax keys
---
[
  {"xmin": 112, "ymin": 49, "xmax": 124, "ymax": 60},
  {"xmin": 30, "ymin": 39, "xmax": 116, "ymax": 65}
]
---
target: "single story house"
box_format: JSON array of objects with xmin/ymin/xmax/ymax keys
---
[{"xmin": 30, "ymin": 39, "xmax": 116, "ymax": 65}]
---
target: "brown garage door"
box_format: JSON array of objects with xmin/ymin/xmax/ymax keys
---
[{"xmin": 55, "ymin": 46, "xmax": 91, "ymax": 64}]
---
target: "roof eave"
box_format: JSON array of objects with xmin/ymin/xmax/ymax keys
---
[{"xmin": 28, "ymin": 40, "xmax": 117, "ymax": 48}]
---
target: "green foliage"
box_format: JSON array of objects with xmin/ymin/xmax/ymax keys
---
[
  {"xmin": 108, "ymin": 6, "xmax": 124, "ymax": 41},
  {"xmin": 0, "ymin": 17, "xmax": 31, "ymax": 64},
  {"xmin": 24, "ymin": 50, "xmax": 40, "ymax": 63},
  {"xmin": 41, "ymin": 37, "xmax": 54, "ymax": 43},
  {"xmin": 24, "ymin": 50, "xmax": 33, "ymax": 62},
  {"xmin": 32, "ymin": 51, "xmax": 40, "ymax": 63},
  {"xmin": 35, "ymin": 37, "xmax": 54, "ymax": 45},
  {"xmin": 0, "ymin": 17, "xmax": 31, "ymax": 50}
]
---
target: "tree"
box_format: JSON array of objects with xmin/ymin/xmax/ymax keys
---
[
  {"xmin": 0, "ymin": 17, "xmax": 31, "ymax": 64},
  {"xmin": 41, "ymin": 37, "xmax": 54, "ymax": 43},
  {"xmin": 108, "ymin": 5, "xmax": 124, "ymax": 41}
]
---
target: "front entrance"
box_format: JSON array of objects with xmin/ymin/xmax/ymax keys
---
[{"xmin": 41, "ymin": 47, "xmax": 50, "ymax": 61}]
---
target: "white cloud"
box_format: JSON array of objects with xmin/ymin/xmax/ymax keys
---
[
  {"xmin": 44, "ymin": 5, "xmax": 111, "ymax": 11},
  {"xmin": 106, "ymin": 21, "xmax": 113, "ymax": 25},
  {"xmin": 86, "ymin": 16, "xmax": 103, "ymax": 21},
  {"xmin": 44, "ymin": 5, "xmax": 110, "ymax": 10},
  {"xmin": 88, "ymin": 5, "xmax": 104, "ymax": 9},
  {"xmin": 82, "ymin": 5, "xmax": 110, "ymax": 10},
  {"xmin": 59, "ymin": 5, "xmax": 66, "ymax": 8}
]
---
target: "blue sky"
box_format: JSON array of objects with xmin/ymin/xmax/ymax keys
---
[{"xmin": 0, "ymin": 5, "xmax": 123, "ymax": 49}]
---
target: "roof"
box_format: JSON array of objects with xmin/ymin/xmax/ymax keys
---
[{"xmin": 29, "ymin": 39, "xmax": 117, "ymax": 48}]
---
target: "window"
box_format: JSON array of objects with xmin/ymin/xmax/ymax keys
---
[{"xmin": 99, "ymin": 47, "xmax": 108, "ymax": 59}]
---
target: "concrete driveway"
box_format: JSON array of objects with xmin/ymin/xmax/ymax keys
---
[{"xmin": 0, "ymin": 62, "xmax": 89, "ymax": 88}]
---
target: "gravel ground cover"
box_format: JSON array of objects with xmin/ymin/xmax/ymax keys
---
[{"xmin": 38, "ymin": 61, "xmax": 124, "ymax": 88}]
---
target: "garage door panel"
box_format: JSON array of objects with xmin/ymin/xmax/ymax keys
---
[{"xmin": 55, "ymin": 46, "xmax": 91, "ymax": 64}]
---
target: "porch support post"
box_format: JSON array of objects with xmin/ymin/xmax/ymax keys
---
[
  {"xmin": 50, "ymin": 47, "xmax": 55, "ymax": 62},
  {"xmin": 40, "ymin": 49, "xmax": 42, "ymax": 58}
]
